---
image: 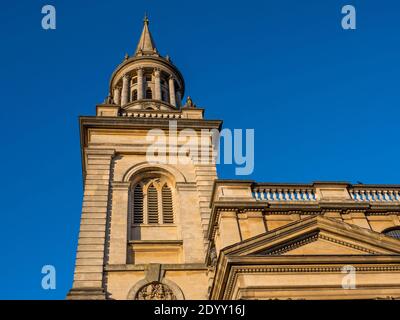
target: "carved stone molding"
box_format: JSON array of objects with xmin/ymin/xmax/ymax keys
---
[{"xmin": 135, "ymin": 282, "xmax": 176, "ymax": 300}]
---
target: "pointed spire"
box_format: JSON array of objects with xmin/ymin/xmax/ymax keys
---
[{"xmin": 135, "ymin": 14, "xmax": 158, "ymax": 56}]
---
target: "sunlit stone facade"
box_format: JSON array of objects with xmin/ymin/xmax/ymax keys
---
[{"xmin": 67, "ymin": 18, "xmax": 400, "ymax": 300}]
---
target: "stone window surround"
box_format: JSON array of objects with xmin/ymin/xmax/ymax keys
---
[{"xmin": 129, "ymin": 175, "xmax": 176, "ymax": 226}]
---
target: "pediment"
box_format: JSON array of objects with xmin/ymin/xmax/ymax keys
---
[
  {"xmin": 222, "ymin": 216, "xmax": 400, "ymax": 257},
  {"xmin": 256, "ymin": 231, "xmax": 375, "ymax": 255}
]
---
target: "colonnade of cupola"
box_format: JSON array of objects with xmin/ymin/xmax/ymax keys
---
[{"xmin": 112, "ymin": 66, "xmax": 182, "ymax": 109}]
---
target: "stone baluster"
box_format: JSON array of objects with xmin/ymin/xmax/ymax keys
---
[
  {"xmin": 253, "ymin": 188, "xmax": 259, "ymax": 200},
  {"xmin": 261, "ymin": 189, "xmax": 266, "ymax": 200},
  {"xmin": 310, "ymin": 189, "xmax": 316, "ymax": 201},
  {"xmin": 295, "ymin": 189, "xmax": 300, "ymax": 201},
  {"xmin": 255, "ymin": 188, "xmax": 260, "ymax": 200},
  {"xmin": 283, "ymin": 189, "xmax": 289, "ymax": 201},
  {"xmin": 371, "ymin": 190, "xmax": 377, "ymax": 202}
]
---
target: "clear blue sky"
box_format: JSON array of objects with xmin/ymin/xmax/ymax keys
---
[{"xmin": 1, "ymin": 0, "xmax": 399, "ymax": 299}]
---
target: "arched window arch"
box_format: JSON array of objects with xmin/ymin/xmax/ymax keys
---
[
  {"xmin": 383, "ymin": 227, "xmax": 400, "ymax": 240},
  {"xmin": 146, "ymin": 88, "xmax": 153, "ymax": 99},
  {"xmin": 131, "ymin": 178, "xmax": 174, "ymax": 225},
  {"xmin": 132, "ymin": 89, "xmax": 138, "ymax": 101}
]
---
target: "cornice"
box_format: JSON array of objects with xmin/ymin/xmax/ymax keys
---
[
  {"xmin": 79, "ymin": 116, "xmax": 222, "ymax": 131},
  {"xmin": 79, "ymin": 116, "xmax": 222, "ymax": 179}
]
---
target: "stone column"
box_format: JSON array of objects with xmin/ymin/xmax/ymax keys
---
[
  {"xmin": 154, "ymin": 68, "xmax": 161, "ymax": 100},
  {"xmin": 169, "ymin": 76, "xmax": 176, "ymax": 107},
  {"xmin": 121, "ymin": 74, "xmax": 130, "ymax": 105},
  {"xmin": 113, "ymin": 87, "xmax": 121, "ymax": 105},
  {"xmin": 137, "ymin": 68, "xmax": 144, "ymax": 100},
  {"xmin": 67, "ymin": 148, "xmax": 115, "ymax": 300},
  {"xmin": 108, "ymin": 181, "xmax": 130, "ymax": 265}
]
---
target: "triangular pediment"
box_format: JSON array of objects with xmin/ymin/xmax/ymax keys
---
[{"xmin": 222, "ymin": 216, "xmax": 400, "ymax": 257}]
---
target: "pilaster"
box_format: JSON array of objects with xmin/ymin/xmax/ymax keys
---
[
  {"xmin": 67, "ymin": 148, "xmax": 115, "ymax": 300},
  {"xmin": 108, "ymin": 181, "xmax": 131, "ymax": 265}
]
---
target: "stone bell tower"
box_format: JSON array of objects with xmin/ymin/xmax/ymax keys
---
[{"xmin": 67, "ymin": 17, "xmax": 221, "ymax": 300}]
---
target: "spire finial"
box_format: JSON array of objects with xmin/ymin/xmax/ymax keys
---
[{"xmin": 135, "ymin": 13, "xmax": 157, "ymax": 56}]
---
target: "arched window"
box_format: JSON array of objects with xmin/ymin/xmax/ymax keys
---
[
  {"xmin": 146, "ymin": 88, "xmax": 153, "ymax": 99},
  {"xmin": 132, "ymin": 89, "xmax": 138, "ymax": 101},
  {"xmin": 131, "ymin": 178, "xmax": 174, "ymax": 225},
  {"xmin": 383, "ymin": 227, "xmax": 400, "ymax": 240}
]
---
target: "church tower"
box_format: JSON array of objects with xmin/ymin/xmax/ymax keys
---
[{"xmin": 67, "ymin": 17, "xmax": 221, "ymax": 300}]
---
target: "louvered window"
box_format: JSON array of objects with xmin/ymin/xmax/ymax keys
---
[
  {"xmin": 132, "ymin": 184, "xmax": 143, "ymax": 223},
  {"xmin": 162, "ymin": 185, "xmax": 174, "ymax": 223},
  {"xmin": 147, "ymin": 184, "xmax": 159, "ymax": 224},
  {"xmin": 131, "ymin": 179, "xmax": 174, "ymax": 225}
]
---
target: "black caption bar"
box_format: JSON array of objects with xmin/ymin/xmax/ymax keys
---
[{"xmin": 0, "ymin": 300, "xmax": 398, "ymax": 319}]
